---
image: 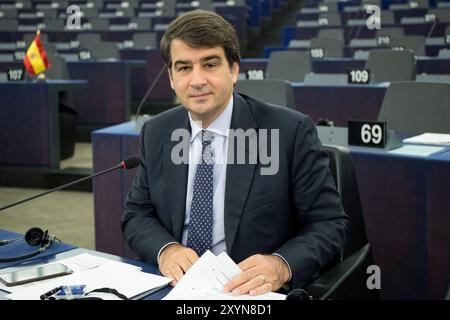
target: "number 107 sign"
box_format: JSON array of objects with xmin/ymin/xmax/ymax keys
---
[{"xmin": 348, "ymin": 120, "xmax": 387, "ymax": 148}]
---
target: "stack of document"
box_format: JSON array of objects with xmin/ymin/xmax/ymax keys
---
[
  {"xmin": 403, "ymin": 133, "xmax": 450, "ymax": 146},
  {"xmin": 1, "ymin": 253, "xmax": 171, "ymax": 300},
  {"xmin": 164, "ymin": 251, "xmax": 286, "ymax": 300}
]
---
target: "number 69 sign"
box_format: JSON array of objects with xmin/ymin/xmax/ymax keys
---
[{"xmin": 348, "ymin": 120, "xmax": 387, "ymax": 148}]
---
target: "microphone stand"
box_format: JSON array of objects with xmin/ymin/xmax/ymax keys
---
[{"xmin": 0, "ymin": 163, "xmax": 122, "ymax": 212}]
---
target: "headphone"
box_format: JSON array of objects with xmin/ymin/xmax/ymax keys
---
[
  {"xmin": 0, "ymin": 227, "xmax": 58, "ymax": 263},
  {"xmin": 286, "ymin": 288, "xmax": 313, "ymax": 300}
]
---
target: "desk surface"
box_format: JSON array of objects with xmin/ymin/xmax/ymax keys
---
[{"xmin": 0, "ymin": 230, "xmax": 170, "ymax": 300}]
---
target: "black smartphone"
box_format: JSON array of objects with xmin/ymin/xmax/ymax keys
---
[{"xmin": 0, "ymin": 263, "xmax": 73, "ymax": 287}]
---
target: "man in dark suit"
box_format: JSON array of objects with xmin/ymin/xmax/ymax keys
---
[{"xmin": 122, "ymin": 10, "xmax": 349, "ymax": 296}]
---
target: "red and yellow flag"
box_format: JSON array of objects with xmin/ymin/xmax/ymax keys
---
[{"xmin": 23, "ymin": 31, "xmax": 51, "ymax": 76}]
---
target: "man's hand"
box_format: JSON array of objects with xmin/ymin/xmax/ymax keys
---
[
  {"xmin": 159, "ymin": 243, "xmax": 199, "ymax": 286},
  {"xmin": 223, "ymin": 254, "xmax": 290, "ymax": 296}
]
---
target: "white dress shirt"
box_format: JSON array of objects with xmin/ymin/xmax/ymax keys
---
[{"xmin": 181, "ymin": 97, "xmax": 233, "ymax": 255}]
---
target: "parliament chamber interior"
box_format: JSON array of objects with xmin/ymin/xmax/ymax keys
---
[{"xmin": 0, "ymin": 0, "xmax": 449, "ymax": 300}]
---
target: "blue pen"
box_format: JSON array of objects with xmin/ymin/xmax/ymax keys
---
[{"xmin": 40, "ymin": 286, "xmax": 63, "ymax": 300}]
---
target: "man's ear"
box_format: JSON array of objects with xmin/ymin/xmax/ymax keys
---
[
  {"xmin": 168, "ymin": 68, "xmax": 175, "ymax": 90},
  {"xmin": 231, "ymin": 62, "xmax": 239, "ymax": 85}
]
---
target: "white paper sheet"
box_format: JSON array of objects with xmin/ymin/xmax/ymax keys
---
[
  {"xmin": 403, "ymin": 133, "xmax": 450, "ymax": 146},
  {"xmin": 163, "ymin": 251, "xmax": 285, "ymax": 300},
  {"xmin": 6, "ymin": 261, "xmax": 171, "ymax": 300},
  {"xmin": 388, "ymin": 145, "xmax": 445, "ymax": 157}
]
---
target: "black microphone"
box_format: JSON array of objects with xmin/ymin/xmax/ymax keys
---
[
  {"xmin": 134, "ymin": 64, "xmax": 167, "ymax": 132},
  {"xmin": 0, "ymin": 155, "xmax": 140, "ymax": 263},
  {"xmin": 418, "ymin": 16, "xmax": 439, "ymax": 57},
  {"xmin": 0, "ymin": 155, "xmax": 140, "ymax": 212},
  {"xmin": 425, "ymin": 16, "xmax": 439, "ymax": 41}
]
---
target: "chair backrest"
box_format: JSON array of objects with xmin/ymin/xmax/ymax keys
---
[
  {"xmin": 353, "ymin": 50, "xmax": 370, "ymax": 60},
  {"xmin": 87, "ymin": 18, "xmax": 109, "ymax": 31},
  {"xmin": 104, "ymin": 0, "xmax": 137, "ymax": 7},
  {"xmin": 87, "ymin": 0, "xmax": 104, "ymax": 8},
  {"xmin": 41, "ymin": 42, "xmax": 57, "ymax": 54},
  {"xmin": 375, "ymin": 26, "xmax": 404, "ymax": 38},
  {"xmin": 44, "ymin": 53, "xmax": 70, "ymax": 80},
  {"xmin": 0, "ymin": 8, "xmax": 17, "ymax": 18},
  {"xmin": 132, "ymin": 32, "xmax": 157, "ymax": 49},
  {"xmin": 378, "ymin": 81, "xmax": 450, "ymax": 134},
  {"xmin": 235, "ymin": 79, "xmax": 296, "ymax": 109},
  {"xmin": 318, "ymin": 12, "xmax": 342, "ymax": 26},
  {"xmin": 323, "ymin": 145, "xmax": 368, "ymax": 258},
  {"xmin": 428, "ymin": 8, "xmax": 450, "ymax": 23},
  {"xmin": 79, "ymin": 7, "xmax": 99, "ymax": 18},
  {"xmin": 390, "ymin": 35, "xmax": 426, "ymax": 56},
  {"xmin": 77, "ymin": 33, "xmax": 102, "ymax": 48},
  {"xmin": 362, "ymin": 0, "xmax": 380, "ymax": 5},
  {"xmin": 416, "ymin": 0, "xmax": 430, "ymax": 8},
  {"xmin": 365, "ymin": 49, "xmax": 416, "ymax": 82},
  {"xmin": 267, "ymin": 51, "xmax": 311, "ymax": 82},
  {"xmin": 116, "ymin": 7, "xmax": 135, "ymax": 18},
  {"xmin": 89, "ymin": 42, "xmax": 120, "ymax": 60},
  {"xmin": 0, "ymin": 54, "xmax": 14, "ymax": 62},
  {"xmin": 438, "ymin": 1, "xmax": 450, "ymax": 8},
  {"xmin": 38, "ymin": 8, "xmax": 57, "ymax": 18},
  {"xmin": 415, "ymin": 73, "xmax": 450, "ymax": 84},
  {"xmin": 304, "ymin": 73, "xmax": 348, "ymax": 85},
  {"xmin": 130, "ymin": 18, "xmax": 152, "ymax": 30},
  {"xmin": 318, "ymin": 28, "xmax": 344, "ymax": 41},
  {"xmin": 380, "ymin": 10, "xmax": 395, "ymax": 25},
  {"xmin": 438, "ymin": 48, "xmax": 450, "ymax": 58},
  {"xmin": 288, "ymin": 39, "xmax": 309, "ymax": 49},
  {"xmin": 310, "ymin": 37, "xmax": 344, "ymax": 58},
  {"xmin": 319, "ymin": 1, "xmax": 339, "ymax": 12},
  {"xmin": 35, "ymin": 0, "xmax": 67, "ymax": 8},
  {"xmin": 290, "ymin": 144, "xmax": 379, "ymax": 299},
  {"xmin": 195, "ymin": 0, "xmax": 214, "ymax": 11},
  {"xmin": 43, "ymin": 18, "xmax": 65, "ymax": 31},
  {"xmin": 160, "ymin": 0, "xmax": 176, "ymax": 10}
]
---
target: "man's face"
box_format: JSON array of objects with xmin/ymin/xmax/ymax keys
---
[{"xmin": 168, "ymin": 39, "xmax": 239, "ymax": 127}]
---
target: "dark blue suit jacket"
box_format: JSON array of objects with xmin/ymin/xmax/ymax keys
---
[{"xmin": 122, "ymin": 93, "xmax": 349, "ymax": 289}]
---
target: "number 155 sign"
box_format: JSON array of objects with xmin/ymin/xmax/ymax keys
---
[{"xmin": 348, "ymin": 120, "xmax": 387, "ymax": 148}]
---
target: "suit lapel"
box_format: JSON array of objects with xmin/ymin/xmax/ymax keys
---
[
  {"xmin": 163, "ymin": 115, "xmax": 190, "ymax": 241},
  {"xmin": 225, "ymin": 93, "xmax": 259, "ymax": 253}
]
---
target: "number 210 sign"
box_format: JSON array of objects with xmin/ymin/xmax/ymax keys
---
[{"xmin": 348, "ymin": 120, "xmax": 386, "ymax": 148}]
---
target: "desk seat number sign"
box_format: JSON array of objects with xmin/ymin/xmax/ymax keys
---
[
  {"xmin": 6, "ymin": 68, "xmax": 25, "ymax": 81},
  {"xmin": 347, "ymin": 69, "xmax": 370, "ymax": 84},
  {"xmin": 348, "ymin": 120, "xmax": 386, "ymax": 148},
  {"xmin": 78, "ymin": 50, "xmax": 92, "ymax": 61},
  {"xmin": 245, "ymin": 69, "xmax": 265, "ymax": 80}
]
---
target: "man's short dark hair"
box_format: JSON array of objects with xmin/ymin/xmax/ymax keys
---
[{"xmin": 160, "ymin": 10, "xmax": 241, "ymax": 70}]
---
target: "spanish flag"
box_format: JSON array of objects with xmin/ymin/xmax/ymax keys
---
[{"xmin": 23, "ymin": 31, "xmax": 51, "ymax": 76}]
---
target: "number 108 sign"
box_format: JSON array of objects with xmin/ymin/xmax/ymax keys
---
[{"xmin": 348, "ymin": 120, "xmax": 386, "ymax": 148}]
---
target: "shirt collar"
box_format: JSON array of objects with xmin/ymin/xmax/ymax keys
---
[{"xmin": 188, "ymin": 96, "xmax": 234, "ymax": 142}]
